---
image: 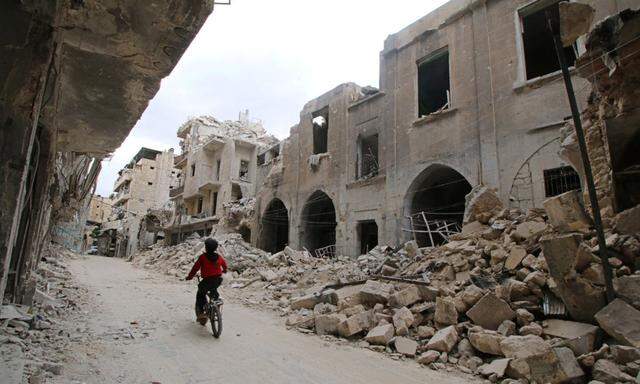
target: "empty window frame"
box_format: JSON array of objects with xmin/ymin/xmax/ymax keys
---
[
  {"xmin": 190, "ymin": 163, "xmax": 196, "ymax": 177},
  {"xmin": 212, "ymin": 192, "xmax": 218, "ymax": 215},
  {"xmin": 519, "ymin": 0, "xmax": 577, "ymax": 80},
  {"xmin": 312, "ymin": 107, "xmax": 329, "ymax": 154},
  {"xmin": 357, "ymin": 221, "xmax": 378, "ymax": 255},
  {"xmin": 257, "ymin": 153, "xmax": 266, "ymax": 166},
  {"xmin": 197, "ymin": 197, "xmax": 204, "ymax": 214},
  {"xmin": 239, "ymin": 160, "xmax": 249, "ymax": 180},
  {"xmin": 543, "ymin": 166, "xmax": 581, "ymax": 197},
  {"xmin": 418, "ymin": 49, "xmax": 450, "ymax": 117},
  {"xmin": 357, "ymin": 133, "xmax": 379, "ymax": 179},
  {"xmin": 270, "ymin": 145, "xmax": 280, "ymax": 159},
  {"xmin": 216, "ymin": 160, "xmax": 221, "ymax": 181}
]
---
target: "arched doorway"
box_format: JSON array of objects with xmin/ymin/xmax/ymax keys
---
[
  {"xmin": 300, "ymin": 190, "xmax": 337, "ymax": 256},
  {"xmin": 260, "ymin": 198, "xmax": 289, "ymax": 253},
  {"xmin": 404, "ymin": 164, "xmax": 472, "ymax": 247}
]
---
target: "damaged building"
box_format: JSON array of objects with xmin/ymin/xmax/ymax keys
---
[
  {"xmin": 100, "ymin": 148, "xmax": 179, "ymax": 258},
  {"xmin": 0, "ymin": 1, "xmax": 214, "ymax": 305},
  {"xmin": 165, "ymin": 111, "xmax": 278, "ymax": 244},
  {"xmin": 253, "ymin": 0, "xmax": 640, "ymax": 257}
]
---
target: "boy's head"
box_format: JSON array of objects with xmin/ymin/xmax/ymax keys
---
[{"xmin": 205, "ymin": 238, "xmax": 219, "ymax": 257}]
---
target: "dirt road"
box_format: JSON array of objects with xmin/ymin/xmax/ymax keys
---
[{"xmin": 54, "ymin": 256, "xmax": 478, "ymax": 384}]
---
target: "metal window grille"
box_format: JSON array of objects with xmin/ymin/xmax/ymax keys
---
[{"xmin": 543, "ymin": 166, "xmax": 581, "ymax": 197}]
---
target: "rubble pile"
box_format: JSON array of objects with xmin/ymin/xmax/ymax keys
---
[
  {"xmin": 215, "ymin": 197, "xmax": 256, "ymax": 235},
  {"xmin": 254, "ymin": 189, "xmax": 639, "ymax": 384},
  {"xmin": 131, "ymin": 187, "xmax": 640, "ymax": 383},
  {"xmin": 1, "ymin": 244, "xmax": 88, "ymax": 383}
]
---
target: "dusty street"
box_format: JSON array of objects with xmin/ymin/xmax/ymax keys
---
[{"xmin": 54, "ymin": 256, "xmax": 477, "ymax": 384}]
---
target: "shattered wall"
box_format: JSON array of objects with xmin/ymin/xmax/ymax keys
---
[
  {"xmin": 254, "ymin": 0, "xmax": 639, "ymax": 257},
  {"xmin": 0, "ymin": 0, "xmax": 214, "ymax": 305}
]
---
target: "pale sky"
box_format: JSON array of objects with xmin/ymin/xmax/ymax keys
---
[{"xmin": 96, "ymin": 0, "xmax": 450, "ymax": 196}]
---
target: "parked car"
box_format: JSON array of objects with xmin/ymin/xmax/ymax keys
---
[{"xmin": 87, "ymin": 245, "xmax": 99, "ymax": 255}]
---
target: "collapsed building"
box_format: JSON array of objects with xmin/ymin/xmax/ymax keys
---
[
  {"xmin": 100, "ymin": 148, "xmax": 179, "ymax": 258},
  {"xmin": 165, "ymin": 111, "xmax": 278, "ymax": 244},
  {"xmin": 84, "ymin": 194, "xmax": 113, "ymax": 252},
  {"xmin": 253, "ymin": 0, "xmax": 640, "ymax": 258},
  {"xmin": 0, "ymin": 1, "xmax": 214, "ymax": 305}
]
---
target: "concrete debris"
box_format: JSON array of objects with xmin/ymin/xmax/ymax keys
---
[
  {"xmin": 595, "ymin": 299, "xmax": 640, "ymax": 348},
  {"xmin": 543, "ymin": 190, "xmax": 592, "ymax": 233},
  {"xmin": 592, "ymin": 359, "xmax": 636, "ymax": 383},
  {"xmin": 463, "ymin": 185, "xmax": 504, "ymax": 224},
  {"xmin": 128, "ymin": 176, "xmax": 640, "ymax": 384},
  {"xmin": 614, "ymin": 205, "xmax": 640, "ymax": 236}
]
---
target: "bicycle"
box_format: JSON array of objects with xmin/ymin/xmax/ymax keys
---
[{"xmin": 195, "ymin": 276, "xmax": 223, "ymax": 338}]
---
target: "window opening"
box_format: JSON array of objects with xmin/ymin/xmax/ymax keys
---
[
  {"xmin": 312, "ymin": 107, "xmax": 329, "ymax": 154},
  {"xmin": 257, "ymin": 153, "xmax": 265, "ymax": 166},
  {"xmin": 358, "ymin": 221, "xmax": 378, "ymax": 255},
  {"xmin": 357, "ymin": 133, "xmax": 379, "ymax": 179},
  {"xmin": 191, "ymin": 163, "xmax": 196, "ymax": 177},
  {"xmin": 239, "ymin": 160, "xmax": 249, "ymax": 181},
  {"xmin": 543, "ymin": 166, "xmax": 581, "ymax": 197},
  {"xmin": 418, "ymin": 50, "xmax": 450, "ymax": 116}
]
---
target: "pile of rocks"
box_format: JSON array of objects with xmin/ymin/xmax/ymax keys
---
[
  {"xmin": 1, "ymin": 243, "xmax": 88, "ymax": 383},
  {"xmin": 273, "ymin": 190, "xmax": 640, "ymax": 384}
]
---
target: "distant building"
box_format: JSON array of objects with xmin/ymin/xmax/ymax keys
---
[
  {"xmin": 102, "ymin": 148, "xmax": 179, "ymax": 257},
  {"xmin": 166, "ymin": 111, "xmax": 277, "ymax": 244}
]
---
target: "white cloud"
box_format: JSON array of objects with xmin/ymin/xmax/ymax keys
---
[{"xmin": 96, "ymin": 0, "xmax": 449, "ymax": 196}]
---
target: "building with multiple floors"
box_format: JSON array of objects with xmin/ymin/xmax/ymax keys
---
[
  {"xmin": 253, "ymin": 0, "xmax": 639, "ymax": 258},
  {"xmin": 165, "ymin": 111, "xmax": 277, "ymax": 244}
]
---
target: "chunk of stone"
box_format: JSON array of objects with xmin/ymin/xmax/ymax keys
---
[
  {"xmin": 461, "ymin": 285, "xmax": 484, "ymax": 308},
  {"xmin": 498, "ymin": 320, "xmax": 517, "ymax": 336},
  {"xmin": 463, "ymin": 185, "xmax": 504, "ymax": 224},
  {"xmin": 479, "ymin": 358, "xmax": 511, "ymax": 378},
  {"xmin": 500, "ymin": 335, "xmax": 551, "ymax": 359},
  {"xmin": 505, "ymin": 246, "xmax": 527, "ymax": 270},
  {"xmin": 392, "ymin": 307, "xmax": 414, "ymax": 335},
  {"xmin": 417, "ymin": 350, "xmax": 440, "ymax": 365},
  {"xmin": 365, "ymin": 323, "xmax": 395, "ymax": 345},
  {"xmin": 417, "ymin": 285, "xmax": 439, "ymax": 301},
  {"xmin": 610, "ymin": 345, "xmax": 640, "ymax": 364},
  {"xmin": 337, "ymin": 316, "xmax": 364, "ymax": 338},
  {"xmin": 490, "ymin": 249, "xmax": 508, "ymax": 266},
  {"xmin": 595, "ymin": 299, "xmax": 640, "ymax": 348},
  {"xmin": 404, "ymin": 241, "xmax": 419, "ymax": 257},
  {"xmin": 359, "ymin": 280, "xmax": 394, "ymax": 305},
  {"xmin": 290, "ymin": 294, "xmax": 319, "ymax": 310},
  {"xmin": 614, "ymin": 204, "xmax": 640, "ymax": 236},
  {"xmin": 426, "ymin": 325, "xmax": 458, "ymax": 353},
  {"xmin": 434, "ymin": 296, "xmax": 458, "ymax": 326},
  {"xmin": 394, "ymin": 336, "xmax": 418, "ymax": 356},
  {"xmin": 388, "ymin": 285, "xmax": 421, "ymax": 308},
  {"xmin": 519, "ymin": 323, "xmax": 543, "ymax": 336},
  {"xmin": 523, "ymin": 271, "xmax": 546, "ymax": 287},
  {"xmin": 469, "ymin": 330, "xmax": 505, "ymax": 356},
  {"xmin": 553, "ymin": 347, "xmax": 585, "ymax": 382},
  {"xmin": 416, "ymin": 326, "xmax": 436, "ymax": 339},
  {"xmin": 543, "ymin": 190, "xmax": 591, "ymax": 233},
  {"xmin": 592, "ymin": 359, "xmax": 636, "ymax": 383},
  {"xmin": 542, "ymin": 319, "xmax": 599, "ymax": 356},
  {"xmin": 613, "ymin": 275, "xmax": 640, "ymax": 310},
  {"xmin": 511, "ymin": 221, "xmax": 547, "ymax": 242},
  {"xmin": 515, "ymin": 308, "xmax": 535, "ymax": 326},
  {"xmin": 315, "ymin": 313, "xmax": 347, "ymax": 336},
  {"xmin": 466, "ymin": 293, "xmax": 515, "ymax": 330}
]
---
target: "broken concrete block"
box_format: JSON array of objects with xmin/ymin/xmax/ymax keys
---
[
  {"xmin": 359, "ymin": 280, "xmax": 394, "ymax": 305},
  {"xmin": 290, "ymin": 294, "xmax": 319, "ymax": 310},
  {"xmin": 417, "ymin": 285, "xmax": 439, "ymax": 301},
  {"xmin": 595, "ymin": 299, "xmax": 640, "ymax": 348},
  {"xmin": 337, "ymin": 315, "xmax": 364, "ymax": 338},
  {"xmin": 461, "ymin": 284, "xmax": 484, "ymax": 307},
  {"xmin": 541, "ymin": 233, "xmax": 583, "ymax": 280},
  {"xmin": 315, "ymin": 313, "xmax": 347, "ymax": 336},
  {"xmin": 511, "ymin": 221, "xmax": 547, "ymax": 242},
  {"xmin": 542, "ymin": 319, "xmax": 599, "ymax": 356},
  {"xmin": 553, "ymin": 347, "xmax": 585, "ymax": 382},
  {"xmin": 592, "ymin": 359, "xmax": 636, "ymax": 383},
  {"xmin": 365, "ymin": 323, "xmax": 395, "ymax": 345},
  {"xmin": 404, "ymin": 240, "xmax": 419, "ymax": 257},
  {"xmin": 610, "ymin": 345, "xmax": 640, "ymax": 364},
  {"xmin": 500, "ymin": 335, "xmax": 551, "ymax": 359},
  {"xmin": 478, "ymin": 358, "xmax": 511, "ymax": 378},
  {"xmin": 461, "ymin": 221, "xmax": 490, "ymax": 236},
  {"xmin": 469, "ymin": 329, "xmax": 505, "ymax": 356},
  {"xmin": 466, "ymin": 293, "xmax": 515, "ymax": 330},
  {"xmin": 515, "ymin": 308, "xmax": 535, "ymax": 326},
  {"xmin": 614, "ymin": 204, "xmax": 640, "ymax": 236},
  {"xmin": 614, "ymin": 275, "xmax": 640, "ymax": 310},
  {"xmin": 416, "ymin": 326, "xmax": 435, "ymax": 339},
  {"xmin": 258, "ymin": 268, "xmax": 278, "ymax": 281},
  {"xmin": 543, "ymin": 190, "xmax": 591, "ymax": 233},
  {"xmin": 498, "ymin": 320, "xmax": 517, "ymax": 336},
  {"xmin": 392, "ymin": 307, "xmax": 414, "ymax": 335},
  {"xmin": 426, "ymin": 325, "xmax": 458, "ymax": 353},
  {"xmin": 417, "ymin": 350, "xmax": 440, "ymax": 365},
  {"xmin": 434, "ymin": 296, "xmax": 458, "ymax": 326},
  {"xmin": 505, "ymin": 246, "xmax": 527, "ymax": 270},
  {"xmin": 523, "ymin": 270, "xmax": 546, "ymax": 287},
  {"xmin": 463, "ymin": 185, "xmax": 504, "ymax": 224},
  {"xmin": 519, "ymin": 323, "xmax": 543, "ymax": 336},
  {"xmin": 388, "ymin": 285, "xmax": 421, "ymax": 308},
  {"xmin": 394, "ymin": 336, "xmax": 418, "ymax": 356}
]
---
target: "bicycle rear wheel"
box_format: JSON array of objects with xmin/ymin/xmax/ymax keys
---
[{"xmin": 209, "ymin": 305, "xmax": 222, "ymax": 338}]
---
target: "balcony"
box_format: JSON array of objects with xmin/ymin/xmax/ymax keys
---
[
  {"xmin": 114, "ymin": 171, "xmax": 132, "ymax": 191},
  {"xmin": 113, "ymin": 191, "xmax": 130, "ymax": 206},
  {"xmin": 169, "ymin": 185, "xmax": 184, "ymax": 199},
  {"xmin": 174, "ymin": 153, "xmax": 187, "ymax": 168}
]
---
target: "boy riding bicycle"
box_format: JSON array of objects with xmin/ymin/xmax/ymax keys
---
[{"xmin": 185, "ymin": 238, "xmax": 228, "ymax": 324}]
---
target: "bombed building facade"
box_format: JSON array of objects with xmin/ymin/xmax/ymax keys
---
[
  {"xmin": 0, "ymin": 1, "xmax": 214, "ymax": 305},
  {"xmin": 165, "ymin": 112, "xmax": 278, "ymax": 244},
  {"xmin": 253, "ymin": 0, "xmax": 640, "ymax": 258}
]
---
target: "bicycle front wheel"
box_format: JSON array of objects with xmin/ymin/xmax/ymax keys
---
[{"xmin": 209, "ymin": 305, "xmax": 222, "ymax": 338}]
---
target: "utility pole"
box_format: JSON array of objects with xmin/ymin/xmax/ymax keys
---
[{"xmin": 546, "ymin": 12, "xmax": 615, "ymax": 302}]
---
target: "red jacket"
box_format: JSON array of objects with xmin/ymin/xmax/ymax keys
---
[{"xmin": 187, "ymin": 253, "xmax": 227, "ymax": 280}]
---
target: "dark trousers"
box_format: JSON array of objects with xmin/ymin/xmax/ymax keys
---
[{"xmin": 196, "ymin": 276, "xmax": 222, "ymax": 314}]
